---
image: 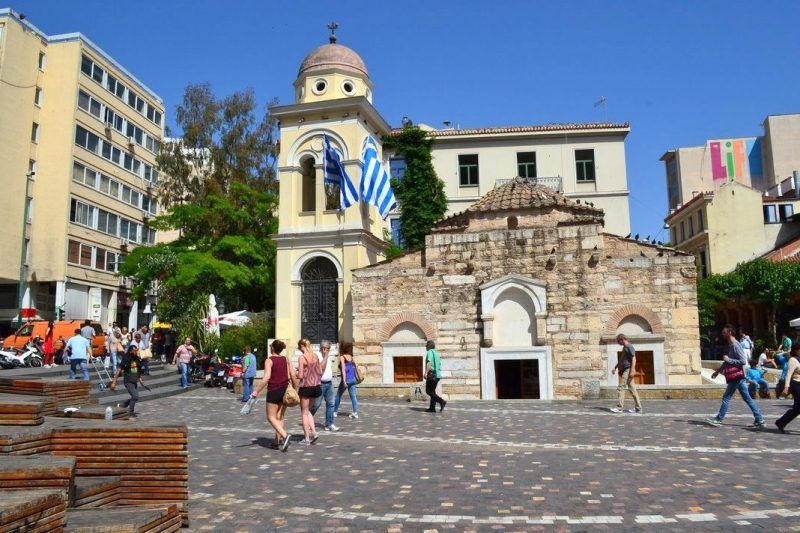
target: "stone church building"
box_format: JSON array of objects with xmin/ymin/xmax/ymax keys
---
[
  {"xmin": 351, "ymin": 178, "xmax": 702, "ymax": 400},
  {"xmin": 270, "ymin": 32, "xmax": 701, "ymax": 398}
]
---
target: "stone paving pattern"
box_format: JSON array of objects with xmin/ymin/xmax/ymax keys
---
[{"xmin": 135, "ymin": 390, "xmax": 800, "ymax": 531}]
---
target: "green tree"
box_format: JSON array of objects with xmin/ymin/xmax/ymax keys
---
[
  {"xmin": 119, "ymin": 83, "xmax": 279, "ymax": 325},
  {"xmin": 696, "ymin": 273, "xmax": 741, "ymax": 341},
  {"xmin": 734, "ymin": 258, "xmax": 800, "ymax": 343},
  {"xmin": 382, "ymin": 126, "xmax": 447, "ymax": 250},
  {"xmin": 219, "ymin": 315, "xmax": 273, "ymax": 366}
]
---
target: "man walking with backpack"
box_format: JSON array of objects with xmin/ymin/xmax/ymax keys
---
[{"xmin": 424, "ymin": 340, "xmax": 446, "ymax": 413}]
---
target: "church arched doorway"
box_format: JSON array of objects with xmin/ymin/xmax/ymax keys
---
[{"xmin": 301, "ymin": 257, "xmax": 339, "ymax": 342}]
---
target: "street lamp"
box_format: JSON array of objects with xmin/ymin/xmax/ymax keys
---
[{"xmin": 16, "ymin": 171, "xmax": 34, "ymax": 328}]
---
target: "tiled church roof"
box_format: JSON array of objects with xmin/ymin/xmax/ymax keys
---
[
  {"xmin": 391, "ymin": 122, "xmax": 630, "ymax": 137},
  {"xmin": 434, "ymin": 177, "xmax": 604, "ymax": 230}
]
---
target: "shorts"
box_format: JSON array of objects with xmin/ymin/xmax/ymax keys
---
[
  {"xmin": 299, "ymin": 385, "xmax": 321, "ymax": 399},
  {"xmin": 266, "ymin": 387, "xmax": 287, "ymax": 405}
]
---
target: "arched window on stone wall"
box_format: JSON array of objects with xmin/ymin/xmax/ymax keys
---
[
  {"xmin": 300, "ymin": 156, "xmax": 316, "ymax": 212},
  {"xmin": 617, "ymin": 315, "xmax": 653, "ymax": 336},
  {"xmin": 382, "ymin": 321, "xmax": 427, "ymax": 383}
]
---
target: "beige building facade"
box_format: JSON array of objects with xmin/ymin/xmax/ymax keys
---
[
  {"xmin": 662, "ymin": 113, "xmax": 800, "ymax": 275},
  {"xmin": 0, "ymin": 9, "xmax": 163, "ymax": 331},
  {"xmin": 352, "ymin": 178, "xmax": 701, "ymax": 400},
  {"xmin": 274, "ymin": 36, "xmax": 634, "ymax": 346}
]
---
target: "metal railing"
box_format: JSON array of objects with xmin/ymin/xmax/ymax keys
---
[{"xmin": 494, "ymin": 176, "xmax": 563, "ymax": 192}]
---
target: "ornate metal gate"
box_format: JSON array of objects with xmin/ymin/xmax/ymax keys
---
[{"xmin": 300, "ymin": 257, "xmax": 339, "ymax": 342}]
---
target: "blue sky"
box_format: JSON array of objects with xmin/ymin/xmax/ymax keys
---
[{"xmin": 9, "ymin": 0, "xmax": 800, "ymax": 238}]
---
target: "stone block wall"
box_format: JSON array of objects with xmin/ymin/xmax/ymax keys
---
[{"xmin": 352, "ymin": 208, "xmax": 701, "ymax": 399}]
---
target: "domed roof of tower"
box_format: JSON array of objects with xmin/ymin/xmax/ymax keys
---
[{"xmin": 298, "ymin": 43, "xmax": 369, "ymax": 78}]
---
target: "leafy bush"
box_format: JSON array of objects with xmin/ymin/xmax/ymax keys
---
[{"xmin": 220, "ymin": 315, "xmax": 274, "ymax": 367}]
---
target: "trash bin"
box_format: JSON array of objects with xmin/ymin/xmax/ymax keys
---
[{"xmin": 233, "ymin": 377, "xmax": 244, "ymax": 396}]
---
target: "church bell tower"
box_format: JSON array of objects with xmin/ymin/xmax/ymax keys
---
[{"xmin": 272, "ymin": 26, "xmax": 391, "ymax": 345}]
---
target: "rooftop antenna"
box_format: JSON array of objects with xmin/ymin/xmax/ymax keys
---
[
  {"xmin": 327, "ymin": 21, "xmax": 339, "ymax": 44},
  {"xmin": 593, "ymin": 96, "xmax": 607, "ymax": 122}
]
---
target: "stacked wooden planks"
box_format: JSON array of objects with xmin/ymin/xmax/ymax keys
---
[
  {"xmin": 0, "ymin": 489, "xmax": 68, "ymax": 532},
  {"xmin": 0, "ymin": 394, "xmax": 47, "ymax": 426},
  {"xmin": 65, "ymin": 504, "xmax": 182, "ymax": 532},
  {"xmin": 55, "ymin": 405, "xmax": 129, "ymax": 420},
  {"xmin": 73, "ymin": 477, "xmax": 121, "ymax": 508},
  {"xmin": 0, "ymin": 378, "xmax": 93, "ymax": 415},
  {"xmin": 0, "ymin": 455, "xmax": 75, "ymax": 504},
  {"xmin": 0, "ymin": 423, "xmax": 54, "ymax": 455},
  {"xmin": 50, "ymin": 424, "xmax": 188, "ymax": 523}
]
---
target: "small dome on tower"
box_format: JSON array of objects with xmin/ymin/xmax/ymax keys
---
[{"xmin": 298, "ymin": 43, "xmax": 369, "ymax": 78}]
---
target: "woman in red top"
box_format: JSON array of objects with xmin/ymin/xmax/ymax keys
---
[
  {"xmin": 43, "ymin": 321, "xmax": 55, "ymax": 368},
  {"xmin": 252, "ymin": 340, "xmax": 298, "ymax": 452}
]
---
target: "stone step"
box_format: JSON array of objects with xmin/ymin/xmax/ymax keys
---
[
  {"xmin": 96, "ymin": 383, "xmax": 203, "ymax": 406},
  {"xmin": 65, "ymin": 504, "xmax": 181, "ymax": 532},
  {"xmin": 73, "ymin": 476, "xmax": 121, "ymax": 508}
]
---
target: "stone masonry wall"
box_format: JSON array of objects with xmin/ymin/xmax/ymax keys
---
[{"xmin": 351, "ymin": 209, "xmax": 701, "ymax": 399}]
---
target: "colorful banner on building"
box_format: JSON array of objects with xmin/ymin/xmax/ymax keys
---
[{"xmin": 707, "ymin": 137, "xmax": 762, "ymax": 184}]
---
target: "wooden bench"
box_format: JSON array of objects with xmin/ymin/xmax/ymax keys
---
[
  {"xmin": 0, "ymin": 456, "xmax": 75, "ymax": 504},
  {"xmin": 73, "ymin": 477, "xmax": 121, "ymax": 508},
  {"xmin": 65, "ymin": 505, "xmax": 181, "ymax": 533},
  {"xmin": 0, "ymin": 379, "xmax": 93, "ymax": 415},
  {"xmin": 0, "ymin": 489, "xmax": 68, "ymax": 532},
  {"xmin": 0, "ymin": 395, "xmax": 47, "ymax": 426}
]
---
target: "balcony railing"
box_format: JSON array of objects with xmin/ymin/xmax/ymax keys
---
[{"xmin": 495, "ymin": 176, "xmax": 563, "ymax": 192}]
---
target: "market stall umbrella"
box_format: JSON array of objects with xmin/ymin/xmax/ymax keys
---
[
  {"xmin": 790, "ymin": 317, "xmax": 800, "ymax": 328},
  {"xmin": 218, "ymin": 310, "xmax": 254, "ymax": 329}
]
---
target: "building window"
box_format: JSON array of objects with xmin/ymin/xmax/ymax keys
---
[
  {"xmin": 688, "ymin": 217, "xmax": 694, "ymax": 237},
  {"xmin": 70, "ymin": 199, "xmax": 96, "ymax": 227},
  {"xmin": 458, "ymin": 154, "xmax": 479, "ymax": 187},
  {"xmin": 666, "ymin": 158, "xmax": 680, "ymax": 209},
  {"xmin": 68, "ymin": 240, "xmax": 81, "ymax": 264},
  {"xmin": 38, "ymin": 52, "xmax": 45, "ymax": 71},
  {"xmin": 34, "ymin": 87, "xmax": 42, "ymax": 106},
  {"xmin": 31, "ymin": 122, "xmax": 39, "ymax": 143},
  {"xmin": 517, "ymin": 152, "xmax": 537, "ymax": 179},
  {"xmin": 23, "ymin": 239, "xmax": 30, "ymax": 265},
  {"xmin": 779, "ymin": 204, "xmax": 794, "ymax": 222},
  {"xmin": 25, "ymin": 197, "xmax": 33, "ymax": 223},
  {"xmin": 575, "ymin": 149, "xmax": 596, "ymax": 182},
  {"xmin": 81, "ymin": 54, "xmax": 162, "ymax": 126},
  {"xmin": 28, "ymin": 160, "xmax": 36, "ymax": 176},
  {"xmin": 301, "ymin": 157, "xmax": 316, "ymax": 212},
  {"xmin": 763, "ymin": 205, "xmax": 778, "ymax": 224},
  {"xmin": 680, "ymin": 221, "xmax": 686, "ymax": 242},
  {"xmin": 670, "ymin": 226, "xmax": 677, "ymax": 245},
  {"xmin": 390, "ymin": 217, "xmax": 404, "ymax": 247},
  {"xmin": 389, "ymin": 157, "xmax": 406, "ymax": 180},
  {"xmin": 697, "ymin": 209, "xmax": 704, "ymax": 231},
  {"xmin": 698, "ymin": 248, "xmax": 708, "ymax": 278}
]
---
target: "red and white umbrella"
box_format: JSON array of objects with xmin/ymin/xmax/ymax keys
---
[{"xmin": 218, "ymin": 310, "xmax": 254, "ymax": 329}]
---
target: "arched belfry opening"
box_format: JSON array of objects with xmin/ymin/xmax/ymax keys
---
[
  {"xmin": 300, "ymin": 156, "xmax": 316, "ymax": 212},
  {"xmin": 300, "ymin": 257, "xmax": 339, "ymax": 343}
]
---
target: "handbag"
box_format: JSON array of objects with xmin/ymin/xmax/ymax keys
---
[
  {"xmin": 720, "ymin": 362, "xmax": 745, "ymax": 382},
  {"xmin": 356, "ymin": 363, "xmax": 366, "ymax": 384},
  {"xmin": 140, "ymin": 348, "xmax": 153, "ymax": 360},
  {"xmin": 282, "ymin": 357, "xmax": 300, "ymax": 407}
]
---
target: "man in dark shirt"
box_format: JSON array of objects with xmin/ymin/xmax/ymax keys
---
[
  {"xmin": 110, "ymin": 345, "xmax": 145, "ymax": 418},
  {"xmin": 610, "ymin": 333, "xmax": 643, "ymax": 414}
]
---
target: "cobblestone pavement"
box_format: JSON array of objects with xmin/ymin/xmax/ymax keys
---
[{"xmin": 137, "ymin": 389, "xmax": 800, "ymax": 532}]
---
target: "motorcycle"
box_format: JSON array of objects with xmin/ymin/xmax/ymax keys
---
[
  {"xmin": 205, "ymin": 357, "xmax": 229, "ymax": 388},
  {"xmin": 189, "ymin": 353, "xmax": 212, "ymax": 384},
  {"xmin": 0, "ymin": 350, "xmax": 21, "ymax": 369},
  {"xmin": 0, "ymin": 339, "xmax": 43, "ymax": 368}
]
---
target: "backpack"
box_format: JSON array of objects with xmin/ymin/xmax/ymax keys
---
[{"xmin": 355, "ymin": 362, "xmax": 366, "ymax": 384}]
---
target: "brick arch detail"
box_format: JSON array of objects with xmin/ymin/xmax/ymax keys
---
[
  {"xmin": 379, "ymin": 312, "xmax": 437, "ymax": 342},
  {"xmin": 603, "ymin": 304, "xmax": 665, "ymax": 336}
]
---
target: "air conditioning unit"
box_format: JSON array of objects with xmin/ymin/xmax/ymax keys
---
[
  {"xmin": 105, "ymin": 121, "xmax": 113, "ymax": 131},
  {"xmin": 120, "ymin": 238, "xmax": 129, "ymax": 250},
  {"xmin": 127, "ymin": 137, "xmax": 135, "ymax": 148}
]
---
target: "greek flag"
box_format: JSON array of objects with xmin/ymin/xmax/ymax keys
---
[
  {"xmin": 359, "ymin": 136, "xmax": 397, "ymax": 219},
  {"xmin": 323, "ymin": 135, "xmax": 358, "ymax": 210}
]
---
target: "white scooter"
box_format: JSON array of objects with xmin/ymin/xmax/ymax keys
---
[{"xmin": 0, "ymin": 340, "xmax": 43, "ymax": 368}]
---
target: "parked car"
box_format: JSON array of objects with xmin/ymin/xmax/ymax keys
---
[{"xmin": 2, "ymin": 320, "xmax": 106, "ymax": 357}]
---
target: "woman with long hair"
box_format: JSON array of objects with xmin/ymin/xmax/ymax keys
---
[
  {"xmin": 251, "ymin": 340, "xmax": 298, "ymax": 452},
  {"xmin": 43, "ymin": 321, "xmax": 55, "ymax": 368},
  {"xmin": 297, "ymin": 339, "xmax": 328, "ymax": 445},
  {"xmin": 334, "ymin": 342, "xmax": 359, "ymax": 419}
]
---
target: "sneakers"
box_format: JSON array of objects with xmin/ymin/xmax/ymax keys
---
[
  {"xmin": 297, "ymin": 439, "xmax": 311, "ymax": 446},
  {"xmin": 706, "ymin": 417, "xmax": 723, "ymax": 427},
  {"xmin": 348, "ymin": 412, "xmax": 359, "ymax": 419},
  {"xmin": 324, "ymin": 424, "xmax": 339, "ymax": 432},
  {"xmin": 333, "ymin": 411, "xmax": 338, "ymax": 418},
  {"xmin": 610, "ymin": 407, "xmax": 623, "ymax": 413},
  {"xmin": 775, "ymin": 422, "xmax": 786, "ymax": 434},
  {"xmin": 627, "ymin": 409, "xmax": 643, "ymax": 414},
  {"xmin": 425, "ymin": 408, "xmax": 436, "ymax": 413},
  {"xmin": 310, "ymin": 433, "xmax": 319, "ymax": 444},
  {"xmin": 753, "ymin": 420, "xmax": 766, "ymax": 428},
  {"xmin": 440, "ymin": 400, "xmax": 447, "ymax": 412},
  {"xmin": 281, "ymin": 434, "xmax": 292, "ymax": 452}
]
